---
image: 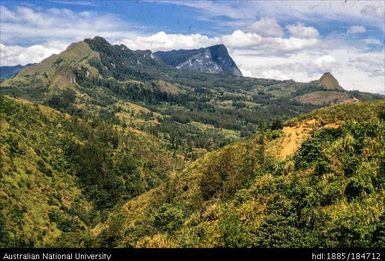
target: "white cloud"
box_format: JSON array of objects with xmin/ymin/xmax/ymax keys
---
[
  {"xmin": 221, "ymin": 30, "xmax": 319, "ymax": 55},
  {"xmin": 0, "ymin": 41, "xmax": 68, "ymax": 66},
  {"xmin": 287, "ymin": 23, "xmax": 319, "ymax": 39},
  {"xmin": 118, "ymin": 28, "xmax": 319, "ymax": 55},
  {"xmin": 0, "ymin": 5, "xmax": 139, "ymax": 44},
  {"xmin": 166, "ymin": 1, "xmax": 385, "ymax": 32},
  {"xmin": 348, "ymin": 52, "xmax": 385, "ymax": 78},
  {"xmin": 239, "ymin": 67, "xmax": 253, "ymax": 77},
  {"xmin": 248, "ymin": 17, "xmax": 284, "ymax": 37},
  {"xmin": 260, "ymin": 69, "xmax": 290, "ymax": 81},
  {"xmin": 157, "ymin": 0, "xmax": 256, "ymax": 21},
  {"xmin": 229, "ymin": 47, "xmax": 384, "ymax": 94},
  {"xmin": 361, "ymin": 4, "xmax": 385, "ymax": 19},
  {"xmin": 0, "ymin": 5, "xmax": 16, "ymax": 20},
  {"xmin": 313, "ymin": 55, "xmax": 336, "ymax": 71},
  {"xmin": 221, "ymin": 30, "xmax": 263, "ymax": 49},
  {"xmin": 117, "ymin": 31, "xmax": 218, "ymax": 51},
  {"xmin": 347, "ymin": 25, "xmax": 366, "ymax": 34},
  {"xmin": 362, "ymin": 38, "xmax": 382, "ymax": 45}
]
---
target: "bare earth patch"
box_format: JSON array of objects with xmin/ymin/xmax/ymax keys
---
[{"xmin": 279, "ymin": 118, "xmax": 340, "ymax": 159}]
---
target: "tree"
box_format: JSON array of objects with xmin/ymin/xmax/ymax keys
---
[
  {"xmin": 270, "ymin": 118, "xmax": 283, "ymax": 130},
  {"xmin": 153, "ymin": 204, "xmax": 184, "ymax": 233},
  {"xmin": 0, "ymin": 212, "xmax": 9, "ymax": 247},
  {"xmin": 372, "ymin": 212, "xmax": 385, "ymax": 247},
  {"xmin": 219, "ymin": 214, "xmax": 250, "ymax": 247},
  {"xmin": 200, "ymin": 162, "xmax": 223, "ymax": 200},
  {"xmin": 97, "ymin": 214, "xmax": 126, "ymax": 247},
  {"xmin": 46, "ymin": 89, "xmax": 76, "ymax": 110}
]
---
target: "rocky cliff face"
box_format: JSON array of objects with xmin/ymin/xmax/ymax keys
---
[{"xmin": 155, "ymin": 44, "xmax": 242, "ymax": 76}]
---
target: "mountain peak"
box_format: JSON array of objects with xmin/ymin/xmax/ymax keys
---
[
  {"xmin": 317, "ymin": 72, "xmax": 344, "ymax": 91},
  {"xmin": 86, "ymin": 36, "xmax": 109, "ymax": 43},
  {"xmin": 155, "ymin": 44, "xmax": 242, "ymax": 76},
  {"xmin": 209, "ymin": 44, "xmax": 226, "ymax": 50},
  {"xmin": 84, "ymin": 36, "xmax": 112, "ymax": 50}
]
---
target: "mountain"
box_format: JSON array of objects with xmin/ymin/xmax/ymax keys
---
[
  {"xmin": 316, "ymin": 72, "xmax": 344, "ymax": 91},
  {"xmin": 0, "ymin": 37, "xmax": 382, "ymax": 155},
  {"xmin": 155, "ymin": 44, "xmax": 242, "ymax": 76},
  {"xmin": 293, "ymin": 72, "xmax": 375, "ymax": 105},
  {"xmin": 0, "ymin": 94, "xmax": 182, "ymax": 247},
  {"xmin": 1, "ymin": 94, "xmax": 384, "ymax": 248},
  {"xmin": 0, "ymin": 64, "xmax": 34, "ymax": 79},
  {"xmin": 95, "ymin": 99, "xmax": 385, "ymax": 247},
  {"xmin": 0, "ymin": 35, "xmax": 384, "ymax": 248}
]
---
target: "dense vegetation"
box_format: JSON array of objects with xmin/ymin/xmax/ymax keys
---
[
  {"xmin": 0, "ymin": 36, "xmax": 384, "ymax": 248},
  {"xmin": 94, "ymin": 99, "xmax": 385, "ymax": 247},
  {"xmin": 1, "ymin": 92, "xmax": 384, "ymax": 248},
  {"xmin": 0, "ymin": 95, "xmax": 181, "ymax": 247}
]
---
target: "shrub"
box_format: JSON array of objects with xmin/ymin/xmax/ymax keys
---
[
  {"xmin": 314, "ymin": 127, "xmax": 342, "ymax": 141},
  {"xmin": 270, "ymin": 118, "xmax": 283, "ymax": 130},
  {"xmin": 294, "ymin": 139, "xmax": 323, "ymax": 169},
  {"xmin": 378, "ymin": 110, "xmax": 385, "ymax": 121},
  {"xmin": 254, "ymin": 212, "xmax": 304, "ymax": 247},
  {"xmin": 200, "ymin": 172, "xmax": 222, "ymax": 200},
  {"xmin": 97, "ymin": 214, "xmax": 126, "ymax": 247},
  {"xmin": 343, "ymin": 156, "xmax": 360, "ymax": 177},
  {"xmin": 0, "ymin": 212, "xmax": 9, "ymax": 247},
  {"xmin": 36, "ymin": 159, "xmax": 52, "ymax": 176},
  {"xmin": 219, "ymin": 214, "xmax": 250, "ymax": 247},
  {"xmin": 320, "ymin": 183, "xmax": 343, "ymax": 206},
  {"xmin": 234, "ymin": 189, "xmax": 251, "ymax": 205},
  {"xmin": 314, "ymin": 159, "xmax": 330, "ymax": 176},
  {"xmin": 326, "ymin": 219, "xmax": 366, "ymax": 247},
  {"xmin": 48, "ymin": 210, "xmax": 78, "ymax": 232},
  {"xmin": 153, "ymin": 204, "xmax": 184, "ymax": 233},
  {"xmin": 372, "ymin": 212, "xmax": 385, "ymax": 247},
  {"xmin": 344, "ymin": 178, "xmax": 372, "ymax": 202},
  {"xmin": 46, "ymin": 89, "xmax": 76, "ymax": 110},
  {"xmin": 380, "ymin": 157, "xmax": 385, "ymax": 177}
]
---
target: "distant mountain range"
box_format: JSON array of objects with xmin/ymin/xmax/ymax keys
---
[
  {"xmin": 1, "ymin": 36, "xmax": 382, "ymax": 153},
  {"xmin": 0, "ymin": 64, "xmax": 34, "ymax": 79},
  {"xmin": 155, "ymin": 44, "xmax": 242, "ymax": 76},
  {"xmin": 1, "ymin": 36, "xmax": 381, "ymax": 110}
]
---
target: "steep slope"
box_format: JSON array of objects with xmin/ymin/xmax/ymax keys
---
[
  {"xmin": 155, "ymin": 44, "xmax": 242, "ymax": 76},
  {"xmin": 0, "ymin": 94, "xmax": 181, "ymax": 247},
  {"xmin": 96, "ymin": 99, "xmax": 385, "ymax": 247},
  {"xmin": 0, "ymin": 41, "xmax": 100, "ymax": 102}
]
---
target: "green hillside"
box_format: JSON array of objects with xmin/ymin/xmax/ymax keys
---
[
  {"xmin": 0, "ymin": 95, "xmax": 181, "ymax": 247},
  {"xmin": 1, "ymin": 37, "xmax": 382, "ymax": 158},
  {"xmin": 0, "ymin": 37, "xmax": 384, "ymax": 248},
  {"xmin": 94, "ymin": 99, "xmax": 385, "ymax": 247},
  {"xmin": 1, "ymin": 90, "xmax": 384, "ymax": 248}
]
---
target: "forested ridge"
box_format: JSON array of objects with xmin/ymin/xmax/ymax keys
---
[{"xmin": 0, "ymin": 36, "xmax": 384, "ymax": 247}]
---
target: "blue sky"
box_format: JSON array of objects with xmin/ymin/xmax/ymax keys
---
[{"xmin": 0, "ymin": 0, "xmax": 384, "ymax": 94}]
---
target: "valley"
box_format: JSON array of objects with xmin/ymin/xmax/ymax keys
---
[{"xmin": 0, "ymin": 36, "xmax": 384, "ymax": 248}]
